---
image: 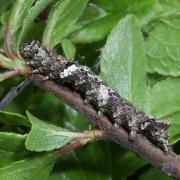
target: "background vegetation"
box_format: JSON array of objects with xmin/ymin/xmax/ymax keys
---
[{"xmin": 0, "ymin": 0, "xmax": 180, "ymax": 179}]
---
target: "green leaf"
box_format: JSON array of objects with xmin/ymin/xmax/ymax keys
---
[
  {"xmin": 63, "ymin": 105, "xmax": 90, "ymax": 131},
  {"xmin": 1, "ymin": 10, "xmax": 11, "ymax": 25},
  {"xmin": 0, "ymin": 132, "xmax": 26, "ymax": 152},
  {"xmin": 0, "ymin": 149, "xmax": 28, "ymax": 168},
  {"xmin": 100, "ymin": 15, "xmax": 146, "ymax": 110},
  {"xmin": 109, "ymin": 144, "xmax": 147, "ymax": 179},
  {"xmin": 48, "ymin": 171, "xmax": 110, "ymax": 180},
  {"xmin": 78, "ymin": 2, "xmax": 107, "ymax": 25},
  {"xmin": 61, "ymin": 38, "xmax": 76, "ymax": 59},
  {"xmin": 165, "ymin": 112, "xmax": 180, "ymax": 144},
  {"xmin": 0, "ymin": 111, "xmax": 30, "ymax": 127},
  {"xmin": 43, "ymin": 0, "xmax": 89, "ymax": 48},
  {"xmin": 71, "ymin": 13, "xmax": 121, "ymax": 44},
  {"xmin": 0, "ymin": 54, "xmax": 25, "ymax": 70},
  {"xmin": 16, "ymin": 0, "xmax": 54, "ymax": 52},
  {"xmin": 0, "ymin": 153, "xmax": 55, "ymax": 180},
  {"xmin": 147, "ymin": 77, "xmax": 180, "ymax": 118},
  {"xmin": 159, "ymin": 0, "xmax": 180, "ymax": 17},
  {"xmin": 26, "ymin": 112, "xmax": 75, "ymax": 152},
  {"xmin": 139, "ymin": 167, "xmax": 171, "ymax": 180},
  {"xmin": 0, "ymin": 0, "xmax": 13, "ymax": 15},
  {"xmin": 50, "ymin": 142, "xmax": 112, "ymax": 180},
  {"xmin": 92, "ymin": 0, "xmax": 161, "ymax": 25},
  {"xmin": 146, "ymin": 18, "xmax": 180, "ymax": 76},
  {"xmin": 0, "ymin": 132, "xmax": 28, "ymax": 168},
  {"xmin": 147, "ymin": 77, "xmax": 180, "ymax": 143},
  {"xmin": 6, "ymin": 0, "xmax": 35, "ymax": 55}
]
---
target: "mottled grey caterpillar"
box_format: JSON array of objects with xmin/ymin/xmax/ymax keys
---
[{"xmin": 21, "ymin": 41, "xmax": 171, "ymax": 153}]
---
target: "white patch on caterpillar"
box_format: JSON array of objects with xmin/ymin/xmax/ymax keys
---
[
  {"xmin": 60, "ymin": 64, "xmax": 78, "ymax": 78},
  {"xmin": 36, "ymin": 48, "xmax": 48, "ymax": 59},
  {"xmin": 97, "ymin": 85, "xmax": 109, "ymax": 106}
]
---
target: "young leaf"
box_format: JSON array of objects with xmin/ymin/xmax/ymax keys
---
[
  {"xmin": 0, "ymin": 153, "xmax": 55, "ymax": 180},
  {"xmin": 146, "ymin": 18, "xmax": 180, "ymax": 76},
  {"xmin": 16, "ymin": 0, "xmax": 54, "ymax": 52},
  {"xmin": 100, "ymin": 15, "xmax": 147, "ymax": 111},
  {"xmin": 26, "ymin": 112, "xmax": 76, "ymax": 152},
  {"xmin": 43, "ymin": 0, "xmax": 89, "ymax": 48},
  {"xmin": 6, "ymin": 0, "xmax": 35, "ymax": 56},
  {"xmin": 61, "ymin": 38, "xmax": 76, "ymax": 59},
  {"xmin": 0, "ymin": 111, "xmax": 30, "ymax": 127}
]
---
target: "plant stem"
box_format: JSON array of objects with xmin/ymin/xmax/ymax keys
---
[{"xmin": 29, "ymin": 75, "xmax": 180, "ymax": 178}]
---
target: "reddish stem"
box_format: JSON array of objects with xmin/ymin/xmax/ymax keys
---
[
  {"xmin": 5, "ymin": 25, "xmax": 16, "ymax": 59},
  {"xmin": 0, "ymin": 69, "xmax": 20, "ymax": 81}
]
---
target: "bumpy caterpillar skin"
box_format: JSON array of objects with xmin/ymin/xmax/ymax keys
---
[{"xmin": 21, "ymin": 41, "xmax": 171, "ymax": 153}]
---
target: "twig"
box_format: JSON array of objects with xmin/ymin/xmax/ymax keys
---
[
  {"xmin": 55, "ymin": 130, "xmax": 103, "ymax": 158},
  {"xmin": 0, "ymin": 69, "xmax": 20, "ymax": 82},
  {"xmin": 29, "ymin": 75, "xmax": 180, "ymax": 178},
  {"xmin": 0, "ymin": 79, "xmax": 30, "ymax": 110}
]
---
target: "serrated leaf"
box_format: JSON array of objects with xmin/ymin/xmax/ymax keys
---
[
  {"xmin": 0, "ymin": 111, "xmax": 30, "ymax": 127},
  {"xmin": 26, "ymin": 112, "xmax": 75, "ymax": 152},
  {"xmin": 146, "ymin": 18, "xmax": 180, "ymax": 76},
  {"xmin": 61, "ymin": 38, "xmax": 76, "ymax": 59},
  {"xmin": 43, "ymin": 0, "xmax": 89, "ymax": 48},
  {"xmin": 147, "ymin": 77, "xmax": 180, "ymax": 118},
  {"xmin": 16, "ymin": 0, "xmax": 54, "ymax": 52},
  {"xmin": 100, "ymin": 15, "xmax": 146, "ymax": 110},
  {"xmin": 0, "ymin": 153, "xmax": 54, "ymax": 180}
]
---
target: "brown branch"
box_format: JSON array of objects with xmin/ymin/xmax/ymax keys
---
[{"xmin": 29, "ymin": 75, "xmax": 180, "ymax": 178}]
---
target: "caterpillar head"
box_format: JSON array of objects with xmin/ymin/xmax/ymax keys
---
[{"xmin": 141, "ymin": 118, "xmax": 171, "ymax": 153}]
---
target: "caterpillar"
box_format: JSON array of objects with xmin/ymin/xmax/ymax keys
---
[{"xmin": 21, "ymin": 40, "xmax": 171, "ymax": 153}]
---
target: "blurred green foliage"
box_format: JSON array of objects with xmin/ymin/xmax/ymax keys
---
[{"xmin": 0, "ymin": 0, "xmax": 179, "ymax": 179}]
